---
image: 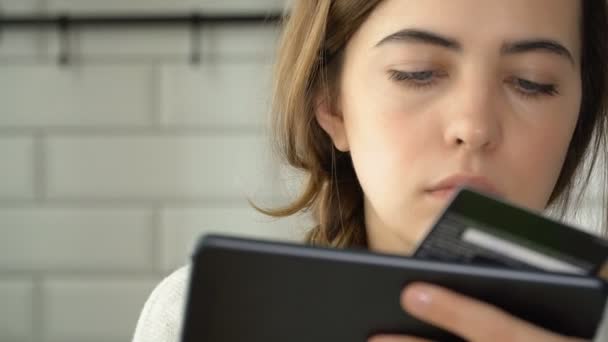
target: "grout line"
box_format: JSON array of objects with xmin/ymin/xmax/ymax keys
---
[
  {"xmin": 33, "ymin": 130, "xmax": 47, "ymax": 202},
  {"xmin": 0, "ymin": 269, "xmax": 167, "ymax": 279},
  {"xmin": 150, "ymin": 206, "xmax": 163, "ymax": 273},
  {"xmin": 0, "ymin": 126, "xmax": 265, "ymax": 136},
  {"xmin": 35, "ymin": 0, "xmax": 50, "ymax": 64},
  {"xmin": 150, "ymin": 61, "xmax": 163, "ymax": 126},
  {"xmin": 0, "ymin": 54, "xmax": 274, "ymax": 66},
  {"xmin": 0, "ymin": 197, "xmax": 278, "ymax": 208},
  {"xmin": 31, "ymin": 274, "xmax": 44, "ymax": 342}
]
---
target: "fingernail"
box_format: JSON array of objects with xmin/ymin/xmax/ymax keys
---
[{"xmin": 405, "ymin": 285, "xmax": 433, "ymax": 313}]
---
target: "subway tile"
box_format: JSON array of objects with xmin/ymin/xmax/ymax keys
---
[
  {"xmin": 0, "ymin": 66, "xmax": 153, "ymax": 127},
  {"xmin": 47, "ymin": 135, "xmax": 282, "ymax": 200},
  {"xmin": 0, "ymin": 278, "xmax": 33, "ymax": 342},
  {"xmin": 0, "ymin": 31, "xmax": 42, "ymax": 59},
  {"xmin": 0, "ymin": 209, "xmax": 152, "ymax": 271},
  {"xmin": 0, "ymin": 138, "xmax": 35, "ymax": 199},
  {"xmin": 1, "ymin": 0, "xmax": 41, "ymax": 12},
  {"xmin": 160, "ymin": 63, "xmax": 272, "ymax": 127},
  {"xmin": 43, "ymin": 277, "xmax": 159, "ymax": 342}
]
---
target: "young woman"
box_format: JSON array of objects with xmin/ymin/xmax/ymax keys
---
[{"xmin": 132, "ymin": 1, "xmax": 608, "ymax": 341}]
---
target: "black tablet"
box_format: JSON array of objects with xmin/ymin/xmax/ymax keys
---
[{"xmin": 180, "ymin": 234, "xmax": 607, "ymax": 342}]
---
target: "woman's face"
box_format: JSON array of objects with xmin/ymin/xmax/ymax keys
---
[{"xmin": 316, "ymin": 0, "xmax": 582, "ymax": 255}]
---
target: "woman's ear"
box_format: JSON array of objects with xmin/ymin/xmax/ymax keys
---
[{"xmin": 314, "ymin": 96, "xmax": 350, "ymax": 152}]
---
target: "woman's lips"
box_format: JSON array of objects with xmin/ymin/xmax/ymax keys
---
[
  {"xmin": 426, "ymin": 187, "xmax": 461, "ymax": 199},
  {"xmin": 425, "ymin": 174, "xmax": 502, "ymax": 200}
]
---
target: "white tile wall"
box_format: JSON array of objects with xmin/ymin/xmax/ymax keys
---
[
  {"xmin": 0, "ymin": 278, "xmax": 34, "ymax": 342},
  {"xmin": 160, "ymin": 206, "xmax": 308, "ymax": 270},
  {"xmin": 0, "ymin": 138, "xmax": 36, "ymax": 199},
  {"xmin": 0, "ymin": 66, "xmax": 154, "ymax": 127},
  {"xmin": 160, "ymin": 63, "xmax": 273, "ymax": 127},
  {"xmin": 1, "ymin": 0, "xmax": 42, "ymax": 12},
  {"xmin": 0, "ymin": 31, "xmax": 43, "ymax": 59},
  {"xmin": 0, "ymin": 1, "xmax": 294, "ymax": 341},
  {"xmin": 0, "ymin": 208, "xmax": 153, "ymax": 271},
  {"xmin": 43, "ymin": 277, "xmax": 159, "ymax": 342},
  {"xmin": 46, "ymin": 135, "xmax": 281, "ymax": 199}
]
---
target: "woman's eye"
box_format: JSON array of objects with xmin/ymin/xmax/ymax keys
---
[
  {"xmin": 387, "ymin": 71, "xmax": 559, "ymax": 99},
  {"xmin": 510, "ymin": 78, "xmax": 559, "ymax": 99},
  {"xmin": 388, "ymin": 70, "xmax": 439, "ymax": 88}
]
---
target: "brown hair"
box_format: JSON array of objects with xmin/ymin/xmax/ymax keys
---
[{"xmin": 258, "ymin": 0, "xmax": 608, "ymax": 248}]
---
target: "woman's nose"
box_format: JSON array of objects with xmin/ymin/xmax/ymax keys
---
[
  {"xmin": 443, "ymin": 80, "xmax": 502, "ymax": 152},
  {"xmin": 446, "ymin": 123, "xmax": 495, "ymax": 150}
]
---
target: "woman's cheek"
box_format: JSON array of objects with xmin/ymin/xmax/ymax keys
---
[{"xmin": 504, "ymin": 123, "xmax": 574, "ymax": 210}]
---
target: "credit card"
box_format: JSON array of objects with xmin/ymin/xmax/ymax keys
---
[{"xmin": 413, "ymin": 187, "xmax": 608, "ymax": 280}]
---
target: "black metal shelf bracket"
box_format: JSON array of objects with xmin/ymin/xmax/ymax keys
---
[
  {"xmin": 190, "ymin": 13, "xmax": 202, "ymax": 64},
  {"xmin": 58, "ymin": 14, "xmax": 70, "ymax": 65},
  {"xmin": 0, "ymin": 12, "xmax": 284, "ymax": 64}
]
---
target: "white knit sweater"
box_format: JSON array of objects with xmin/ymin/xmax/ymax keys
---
[
  {"xmin": 131, "ymin": 265, "xmax": 608, "ymax": 342},
  {"xmin": 132, "ymin": 265, "xmax": 191, "ymax": 342}
]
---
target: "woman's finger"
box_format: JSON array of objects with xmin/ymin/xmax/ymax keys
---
[{"xmin": 400, "ymin": 282, "xmax": 571, "ymax": 342}]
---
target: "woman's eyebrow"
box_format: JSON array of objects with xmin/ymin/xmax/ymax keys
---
[
  {"xmin": 501, "ymin": 40, "xmax": 575, "ymax": 66},
  {"xmin": 375, "ymin": 28, "xmax": 575, "ymax": 66},
  {"xmin": 375, "ymin": 29, "xmax": 461, "ymax": 50}
]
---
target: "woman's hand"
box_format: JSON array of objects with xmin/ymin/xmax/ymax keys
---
[{"xmin": 368, "ymin": 282, "xmax": 588, "ymax": 342}]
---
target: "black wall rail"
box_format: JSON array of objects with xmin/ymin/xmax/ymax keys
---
[{"xmin": 0, "ymin": 12, "xmax": 284, "ymax": 64}]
